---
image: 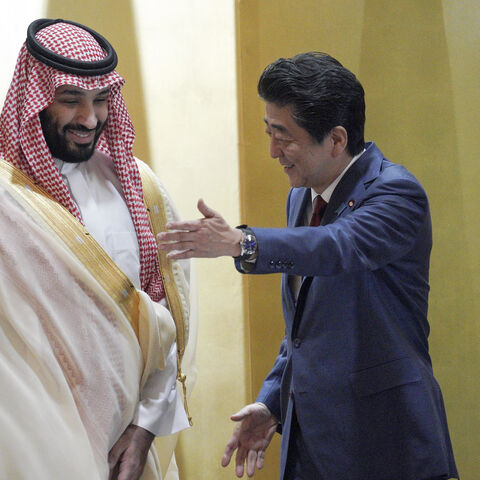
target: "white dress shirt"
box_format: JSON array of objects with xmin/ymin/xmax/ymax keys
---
[{"xmin": 306, "ymin": 149, "xmax": 365, "ymax": 221}]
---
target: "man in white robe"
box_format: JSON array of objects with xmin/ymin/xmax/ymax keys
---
[{"xmin": 0, "ymin": 18, "xmax": 192, "ymax": 480}]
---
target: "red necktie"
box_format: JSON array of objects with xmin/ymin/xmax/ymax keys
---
[{"xmin": 309, "ymin": 195, "xmax": 327, "ymax": 226}]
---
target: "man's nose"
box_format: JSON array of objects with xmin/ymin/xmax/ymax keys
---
[
  {"xmin": 269, "ymin": 137, "xmax": 282, "ymax": 158},
  {"xmin": 76, "ymin": 102, "xmax": 98, "ymax": 129}
]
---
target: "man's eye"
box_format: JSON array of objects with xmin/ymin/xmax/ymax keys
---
[
  {"xmin": 95, "ymin": 97, "xmax": 108, "ymax": 103},
  {"xmin": 60, "ymin": 99, "xmax": 79, "ymax": 105}
]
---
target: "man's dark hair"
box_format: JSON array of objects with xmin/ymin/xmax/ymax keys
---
[{"xmin": 257, "ymin": 52, "xmax": 365, "ymax": 156}]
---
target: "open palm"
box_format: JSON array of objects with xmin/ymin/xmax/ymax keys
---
[{"xmin": 222, "ymin": 403, "xmax": 278, "ymax": 477}]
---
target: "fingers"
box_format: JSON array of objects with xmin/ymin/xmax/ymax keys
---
[
  {"xmin": 157, "ymin": 229, "xmax": 196, "ymax": 244},
  {"xmin": 221, "ymin": 441, "xmax": 235, "ymax": 467},
  {"xmin": 256, "ymin": 449, "xmax": 266, "ymax": 470},
  {"xmin": 246, "ymin": 450, "xmax": 258, "ymax": 477},
  {"xmin": 234, "ymin": 449, "xmax": 263, "ymax": 478},
  {"xmin": 156, "ymin": 229, "xmax": 199, "ymax": 259},
  {"xmin": 157, "ymin": 221, "xmax": 207, "ymax": 252},
  {"xmin": 108, "ymin": 441, "xmax": 124, "ymax": 474},
  {"xmin": 234, "ymin": 446, "xmax": 247, "ymax": 478},
  {"xmin": 222, "ymin": 423, "xmax": 241, "ymax": 468},
  {"xmin": 162, "ymin": 219, "xmax": 202, "ymax": 232},
  {"xmin": 221, "ymin": 452, "xmax": 232, "ymax": 468},
  {"xmin": 160, "ymin": 199, "xmax": 218, "ymax": 231},
  {"xmin": 162, "ymin": 249, "xmax": 196, "ymax": 260}
]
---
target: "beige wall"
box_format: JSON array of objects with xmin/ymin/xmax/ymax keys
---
[
  {"xmin": 130, "ymin": 2, "xmax": 246, "ymax": 477},
  {"xmin": 0, "ymin": 2, "xmax": 46, "ymax": 97},
  {"xmin": 236, "ymin": 1, "xmax": 480, "ymax": 479}
]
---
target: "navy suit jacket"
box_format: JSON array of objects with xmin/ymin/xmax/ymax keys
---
[{"xmin": 237, "ymin": 143, "xmax": 458, "ymax": 479}]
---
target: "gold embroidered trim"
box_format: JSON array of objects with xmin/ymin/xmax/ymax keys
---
[
  {"xmin": 137, "ymin": 160, "xmax": 192, "ymax": 425},
  {"xmin": 0, "ymin": 159, "xmax": 140, "ymax": 338}
]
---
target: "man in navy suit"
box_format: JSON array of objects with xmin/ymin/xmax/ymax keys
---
[{"xmin": 158, "ymin": 52, "xmax": 458, "ymax": 480}]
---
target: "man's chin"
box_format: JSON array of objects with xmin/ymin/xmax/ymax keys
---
[
  {"xmin": 60, "ymin": 144, "xmax": 95, "ymax": 163},
  {"xmin": 60, "ymin": 152, "xmax": 94, "ymax": 164}
]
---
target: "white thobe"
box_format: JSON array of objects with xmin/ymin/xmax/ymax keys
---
[{"xmin": 54, "ymin": 151, "xmax": 188, "ymax": 436}]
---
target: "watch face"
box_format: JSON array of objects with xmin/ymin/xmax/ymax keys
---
[
  {"xmin": 243, "ymin": 233, "xmax": 256, "ymax": 256},
  {"xmin": 245, "ymin": 234, "xmax": 257, "ymax": 255}
]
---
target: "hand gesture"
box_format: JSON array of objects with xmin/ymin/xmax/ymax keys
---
[
  {"xmin": 221, "ymin": 403, "xmax": 278, "ymax": 478},
  {"xmin": 157, "ymin": 199, "xmax": 242, "ymax": 259},
  {"xmin": 108, "ymin": 424, "xmax": 154, "ymax": 480}
]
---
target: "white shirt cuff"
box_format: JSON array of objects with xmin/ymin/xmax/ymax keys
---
[{"xmin": 132, "ymin": 341, "xmax": 189, "ymax": 436}]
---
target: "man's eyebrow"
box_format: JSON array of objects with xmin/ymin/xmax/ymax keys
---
[
  {"xmin": 57, "ymin": 88, "xmax": 110, "ymax": 97},
  {"xmin": 57, "ymin": 89, "xmax": 84, "ymax": 96},
  {"xmin": 263, "ymin": 117, "xmax": 288, "ymax": 133}
]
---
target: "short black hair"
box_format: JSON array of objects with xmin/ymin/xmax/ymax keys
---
[{"xmin": 257, "ymin": 52, "xmax": 365, "ymax": 156}]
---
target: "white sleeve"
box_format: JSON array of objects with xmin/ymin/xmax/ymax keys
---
[{"xmin": 132, "ymin": 339, "xmax": 189, "ymax": 437}]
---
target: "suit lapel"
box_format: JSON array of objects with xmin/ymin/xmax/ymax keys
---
[
  {"xmin": 322, "ymin": 142, "xmax": 383, "ymax": 225},
  {"xmin": 288, "ymin": 187, "xmax": 310, "ymax": 227},
  {"xmin": 283, "ymin": 188, "xmax": 310, "ymax": 315}
]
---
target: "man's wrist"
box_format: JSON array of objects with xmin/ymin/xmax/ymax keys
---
[{"xmin": 231, "ymin": 227, "xmax": 243, "ymax": 257}]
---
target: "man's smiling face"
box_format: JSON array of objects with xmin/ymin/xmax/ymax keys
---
[
  {"xmin": 264, "ymin": 102, "xmax": 342, "ymax": 194},
  {"xmin": 40, "ymin": 85, "xmax": 109, "ymax": 163}
]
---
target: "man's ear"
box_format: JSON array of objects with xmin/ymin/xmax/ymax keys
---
[{"xmin": 330, "ymin": 126, "xmax": 348, "ymax": 157}]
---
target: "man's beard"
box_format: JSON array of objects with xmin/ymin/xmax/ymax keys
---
[{"xmin": 40, "ymin": 110, "xmax": 107, "ymax": 164}]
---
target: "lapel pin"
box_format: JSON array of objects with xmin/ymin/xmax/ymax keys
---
[{"xmin": 348, "ymin": 199, "xmax": 355, "ymax": 207}]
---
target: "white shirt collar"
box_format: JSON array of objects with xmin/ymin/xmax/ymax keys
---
[
  {"xmin": 311, "ymin": 148, "xmax": 365, "ymax": 204},
  {"xmin": 53, "ymin": 157, "xmax": 81, "ymax": 175}
]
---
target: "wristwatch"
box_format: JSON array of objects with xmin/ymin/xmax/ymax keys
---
[{"xmin": 234, "ymin": 225, "xmax": 258, "ymax": 261}]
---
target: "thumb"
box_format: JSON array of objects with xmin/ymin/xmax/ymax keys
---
[
  {"xmin": 197, "ymin": 198, "xmax": 218, "ymax": 219},
  {"xmin": 230, "ymin": 405, "xmax": 254, "ymax": 422}
]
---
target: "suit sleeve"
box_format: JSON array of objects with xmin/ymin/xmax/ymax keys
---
[
  {"xmin": 255, "ymin": 336, "xmax": 287, "ymax": 428},
  {"xmin": 251, "ymin": 190, "xmax": 293, "ymax": 428},
  {"xmin": 239, "ymin": 170, "xmax": 430, "ymax": 277}
]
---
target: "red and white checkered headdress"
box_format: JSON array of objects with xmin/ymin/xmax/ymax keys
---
[{"xmin": 0, "ymin": 20, "xmax": 164, "ymax": 301}]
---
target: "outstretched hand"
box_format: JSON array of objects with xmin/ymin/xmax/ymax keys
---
[
  {"xmin": 157, "ymin": 199, "xmax": 242, "ymax": 259},
  {"xmin": 221, "ymin": 403, "xmax": 278, "ymax": 478}
]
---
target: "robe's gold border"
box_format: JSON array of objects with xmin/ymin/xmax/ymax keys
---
[
  {"xmin": 137, "ymin": 161, "xmax": 188, "ymax": 357},
  {"xmin": 137, "ymin": 160, "xmax": 192, "ymax": 424},
  {"xmin": 0, "ymin": 159, "xmax": 140, "ymax": 338}
]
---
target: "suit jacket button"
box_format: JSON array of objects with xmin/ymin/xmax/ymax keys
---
[{"xmin": 293, "ymin": 338, "xmax": 301, "ymax": 348}]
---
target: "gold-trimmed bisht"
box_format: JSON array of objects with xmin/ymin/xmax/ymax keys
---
[
  {"xmin": 0, "ymin": 158, "xmax": 192, "ymax": 424},
  {"xmin": 0, "ymin": 158, "xmax": 140, "ymax": 337}
]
